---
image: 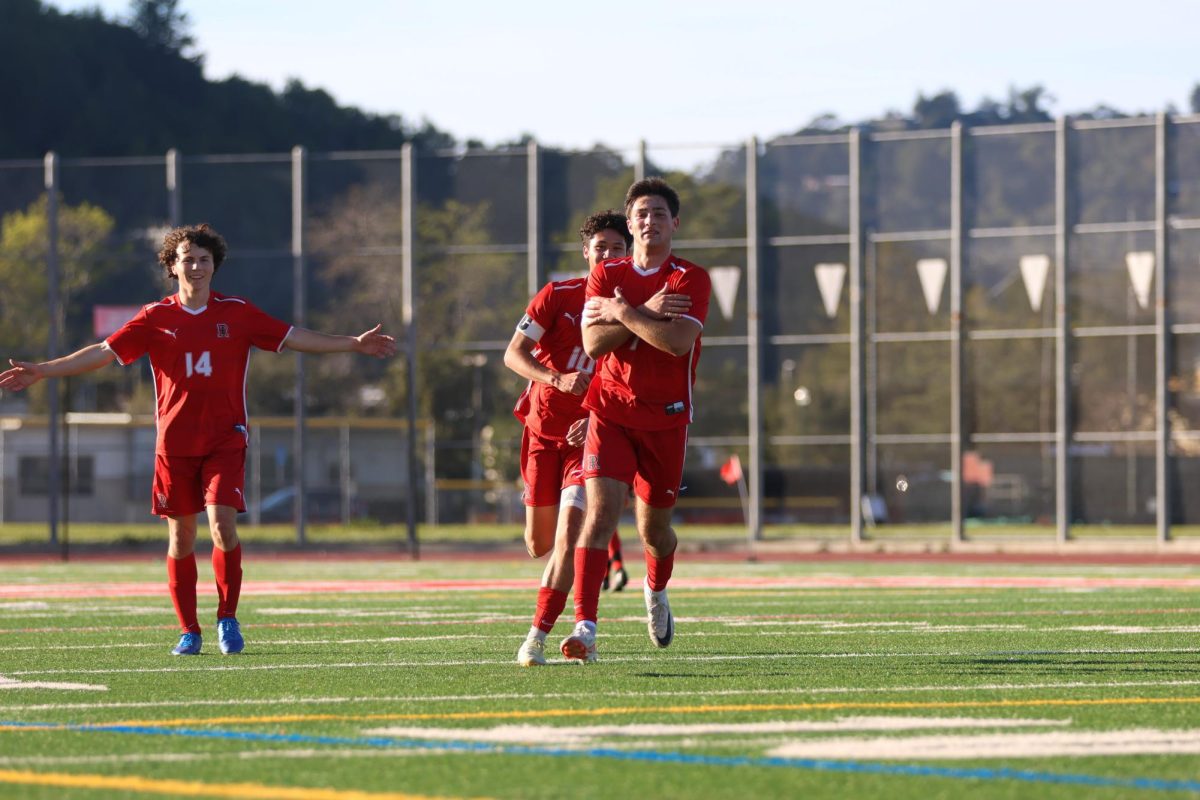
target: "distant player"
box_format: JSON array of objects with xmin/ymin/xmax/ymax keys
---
[
  {"xmin": 0, "ymin": 224, "xmax": 395, "ymax": 656},
  {"xmin": 561, "ymin": 178, "xmax": 710, "ymax": 663},
  {"xmin": 506, "ymin": 210, "xmax": 685, "ymax": 666}
]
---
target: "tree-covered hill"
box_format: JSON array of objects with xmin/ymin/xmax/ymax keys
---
[{"xmin": 0, "ymin": 0, "xmax": 454, "ymax": 158}]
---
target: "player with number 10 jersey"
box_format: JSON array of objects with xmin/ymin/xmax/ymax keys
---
[{"xmin": 512, "ymin": 279, "xmax": 593, "ymax": 445}]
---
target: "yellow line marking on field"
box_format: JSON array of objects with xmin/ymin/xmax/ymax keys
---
[
  {"xmin": 74, "ymin": 696, "xmax": 1200, "ymax": 728},
  {"xmin": 0, "ymin": 769, "xmax": 485, "ymax": 799}
]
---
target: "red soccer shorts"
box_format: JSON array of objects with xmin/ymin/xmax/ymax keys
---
[
  {"xmin": 520, "ymin": 428, "xmax": 584, "ymax": 507},
  {"xmin": 581, "ymin": 412, "xmax": 688, "ymax": 508},
  {"xmin": 152, "ymin": 448, "xmax": 247, "ymax": 518}
]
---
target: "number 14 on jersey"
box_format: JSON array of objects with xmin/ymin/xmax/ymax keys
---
[{"xmin": 184, "ymin": 351, "xmax": 213, "ymax": 377}]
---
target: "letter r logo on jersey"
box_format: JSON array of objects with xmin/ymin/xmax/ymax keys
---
[
  {"xmin": 586, "ymin": 454, "xmax": 599, "ymax": 472},
  {"xmin": 216, "ymin": 323, "xmax": 230, "ymax": 338}
]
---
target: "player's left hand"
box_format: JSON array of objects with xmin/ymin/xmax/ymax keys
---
[
  {"xmin": 565, "ymin": 416, "xmax": 588, "ymax": 447},
  {"xmin": 641, "ymin": 285, "xmax": 692, "ymax": 320},
  {"xmin": 583, "ymin": 288, "xmax": 631, "ymax": 326},
  {"xmin": 355, "ymin": 324, "xmax": 397, "ymax": 358}
]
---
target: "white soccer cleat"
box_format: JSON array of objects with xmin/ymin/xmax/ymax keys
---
[
  {"xmin": 559, "ymin": 621, "xmax": 597, "ymax": 663},
  {"xmin": 644, "ymin": 582, "xmax": 674, "ymax": 648},
  {"xmin": 516, "ymin": 635, "xmax": 547, "ymax": 667}
]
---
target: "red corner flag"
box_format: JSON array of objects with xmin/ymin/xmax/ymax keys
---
[{"xmin": 719, "ymin": 454, "xmax": 743, "ymax": 485}]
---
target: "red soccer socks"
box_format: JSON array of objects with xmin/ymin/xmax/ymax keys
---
[
  {"xmin": 532, "ymin": 587, "xmax": 568, "ymax": 634},
  {"xmin": 167, "ymin": 553, "xmax": 200, "ymax": 634},
  {"xmin": 212, "ymin": 543, "xmax": 243, "ymax": 620},
  {"xmin": 644, "ymin": 547, "xmax": 675, "ymax": 592},
  {"xmin": 573, "ymin": 546, "xmax": 610, "ymax": 623}
]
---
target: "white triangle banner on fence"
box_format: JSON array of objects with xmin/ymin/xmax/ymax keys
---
[
  {"xmin": 814, "ymin": 263, "xmax": 846, "ymax": 319},
  {"xmin": 1019, "ymin": 254, "xmax": 1050, "ymax": 313},
  {"xmin": 916, "ymin": 258, "xmax": 947, "ymax": 315},
  {"xmin": 708, "ymin": 266, "xmax": 741, "ymax": 321},
  {"xmin": 1125, "ymin": 251, "xmax": 1155, "ymax": 310}
]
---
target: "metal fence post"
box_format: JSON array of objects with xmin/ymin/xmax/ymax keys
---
[
  {"xmin": 849, "ymin": 130, "xmax": 865, "ymax": 545},
  {"xmin": 44, "ymin": 151, "xmax": 61, "ymax": 546},
  {"xmin": 249, "ymin": 425, "xmax": 261, "ymax": 525},
  {"xmin": 527, "ymin": 140, "xmax": 541, "ymax": 296},
  {"xmin": 745, "ymin": 137, "xmax": 763, "ymax": 542},
  {"xmin": 402, "ymin": 142, "xmax": 420, "ymax": 558},
  {"xmin": 166, "ymin": 149, "xmax": 181, "ymax": 226},
  {"xmin": 291, "ymin": 145, "xmax": 307, "ymax": 545},
  {"xmin": 1055, "ymin": 118, "xmax": 1072, "ymax": 543},
  {"xmin": 340, "ymin": 422, "xmax": 352, "ymax": 524},
  {"xmin": 950, "ymin": 122, "xmax": 965, "ymax": 543},
  {"xmin": 1155, "ymin": 112, "xmax": 1171, "ymax": 544}
]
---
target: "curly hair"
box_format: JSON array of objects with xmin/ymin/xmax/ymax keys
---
[
  {"xmin": 624, "ymin": 177, "xmax": 680, "ymax": 218},
  {"xmin": 157, "ymin": 224, "xmax": 228, "ymax": 280},
  {"xmin": 578, "ymin": 209, "xmax": 632, "ymax": 247}
]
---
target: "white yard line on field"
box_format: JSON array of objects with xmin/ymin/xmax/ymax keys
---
[
  {"xmin": 8, "ymin": 647, "xmax": 1200, "ymax": 677},
  {"xmin": 362, "ymin": 715, "xmax": 1071, "ymax": 745},
  {"xmin": 766, "ymin": 728, "xmax": 1200, "ymax": 759},
  {"xmin": 8, "ymin": 620, "xmax": 1200, "ymax": 653},
  {"xmin": 0, "ymin": 675, "xmax": 107, "ymax": 692}
]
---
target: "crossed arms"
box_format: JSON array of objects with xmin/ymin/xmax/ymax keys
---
[{"xmin": 582, "ymin": 286, "xmax": 699, "ymax": 359}]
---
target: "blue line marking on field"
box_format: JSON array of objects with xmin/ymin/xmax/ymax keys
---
[{"xmin": 5, "ymin": 720, "xmax": 1199, "ymax": 793}]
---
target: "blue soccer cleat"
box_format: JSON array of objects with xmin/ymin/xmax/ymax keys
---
[
  {"xmin": 171, "ymin": 631, "xmax": 202, "ymax": 656},
  {"xmin": 217, "ymin": 617, "xmax": 244, "ymax": 655}
]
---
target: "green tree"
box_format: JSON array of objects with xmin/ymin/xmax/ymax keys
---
[
  {"xmin": 0, "ymin": 194, "xmax": 120, "ymax": 410},
  {"xmin": 128, "ymin": 0, "xmax": 195, "ymax": 57}
]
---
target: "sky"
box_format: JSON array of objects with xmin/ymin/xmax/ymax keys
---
[{"xmin": 46, "ymin": 0, "xmax": 1200, "ymax": 153}]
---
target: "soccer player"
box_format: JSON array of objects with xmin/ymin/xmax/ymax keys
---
[
  {"xmin": 0, "ymin": 223, "xmax": 396, "ymax": 656},
  {"xmin": 560, "ymin": 178, "xmax": 710, "ymax": 663},
  {"xmin": 506, "ymin": 209, "xmax": 686, "ymax": 666}
]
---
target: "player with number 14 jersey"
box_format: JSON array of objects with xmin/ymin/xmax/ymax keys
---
[{"xmin": 106, "ymin": 292, "xmax": 292, "ymax": 459}]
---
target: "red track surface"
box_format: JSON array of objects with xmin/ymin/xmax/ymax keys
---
[
  {"xmin": 4, "ymin": 545, "xmax": 1200, "ymax": 566},
  {"xmin": 3, "ymin": 573, "xmax": 1200, "ymax": 599}
]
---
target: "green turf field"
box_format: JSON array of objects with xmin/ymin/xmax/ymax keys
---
[{"xmin": 1, "ymin": 555, "xmax": 1198, "ymax": 799}]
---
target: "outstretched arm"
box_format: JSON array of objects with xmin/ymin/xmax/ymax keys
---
[
  {"xmin": 0, "ymin": 343, "xmax": 116, "ymax": 392},
  {"xmin": 283, "ymin": 324, "xmax": 397, "ymax": 358}
]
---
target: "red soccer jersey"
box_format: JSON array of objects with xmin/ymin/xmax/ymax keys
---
[
  {"xmin": 512, "ymin": 278, "xmax": 595, "ymax": 441},
  {"xmin": 105, "ymin": 292, "xmax": 292, "ymax": 456},
  {"xmin": 583, "ymin": 254, "xmax": 711, "ymax": 431}
]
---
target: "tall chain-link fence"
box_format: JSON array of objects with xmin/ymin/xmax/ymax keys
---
[{"xmin": 2, "ymin": 114, "xmax": 1199, "ymax": 544}]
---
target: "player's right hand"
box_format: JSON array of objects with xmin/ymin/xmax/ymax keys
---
[
  {"xmin": 0, "ymin": 360, "xmax": 44, "ymax": 392},
  {"xmin": 554, "ymin": 370, "xmax": 591, "ymax": 396}
]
